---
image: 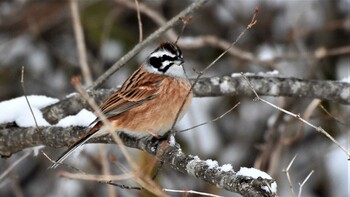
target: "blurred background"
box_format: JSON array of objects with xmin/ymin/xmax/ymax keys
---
[{"xmin": 0, "ymin": 0, "xmax": 349, "ymax": 196}]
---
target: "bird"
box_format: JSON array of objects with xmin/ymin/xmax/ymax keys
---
[{"xmin": 50, "ymin": 42, "xmax": 192, "ymax": 169}]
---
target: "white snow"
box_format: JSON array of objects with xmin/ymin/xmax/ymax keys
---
[
  {"xmin": 205, "ymin": 159, "xmax": 219, "ymax": 169},
  {"xmin": 168, "ymin": 134, "xmax": 176, "ymax": 146},
  {"xmin": 340, "ymin": 75, "xmax": 350, "ymax": 83},
  {"xmin": 237, "ymin": 167, "xmax": 277, "ymax": 193},
  {"xmin": 186, "ymin": 155, "xmax": 201, "ymax": 175},
  {"xmin": 218, "ymin": 164, "xmax": 233, "ymax": 172},
  {"xmin": 219, "ymin": 79, "xmax": 233, "ymax": 93},
  {"xmin": 231, "ymin": 70, "xmax": 279, "ymax": 78},
  {"xmin": 0, "ymin": 95, "xmax": 97, "ymax": 128},
  {"xmin": 340, "ymin": 88, "xmax": 350, "ymax": 100},
  {"xmin": 0, "ymin": 95, "xmax": 58, "ymax": 127},
  {"xmin": 56, "ymin": 109, "xmax": 96, "ymax": 127}
]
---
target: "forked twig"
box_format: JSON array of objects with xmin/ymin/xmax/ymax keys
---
[
  {"xmin": 21, "ymin": 66, "xmax": 39, "ymax": 129},
  {"xmin": 175, "ymin": 16, "xmax": 192, "ymax": 44},
  {"xmin": 297, "ymin": 170, "xmax": 314, "ymax": 197},
  {"xmin": 282, "ymin": 154, "xmax": 298, "ymax": 197},
  {"xmin": 240, "ymin": 73, "xmax": 350, "ymax": 157}
]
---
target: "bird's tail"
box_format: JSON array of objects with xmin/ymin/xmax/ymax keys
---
[{"xmin": 49, "ymin": 125, "xmax": 100, "ymax": 169}]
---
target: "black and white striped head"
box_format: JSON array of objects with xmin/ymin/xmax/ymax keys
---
[{"xmin": 145, "ymin": 42, "xmax": 186, "ymax": 78}]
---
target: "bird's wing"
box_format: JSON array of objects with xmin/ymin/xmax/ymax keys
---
[
  {"xmin": 49, "ymin": 67, "xmax": 165, "ymax": 169},
  {"xmin": 92, "ymin": 67, "xmax": 164, "ymax": 125}
]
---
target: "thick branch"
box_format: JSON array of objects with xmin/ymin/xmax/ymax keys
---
[
  {"xmin": 0, "ymin": 125, "xmax": 276, "ymax": 197},
  {"xmin": 41, "ymin": 76, "xmax": 349, "ymax": 124}
]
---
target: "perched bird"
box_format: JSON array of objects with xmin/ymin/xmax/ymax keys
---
[{"xmin": 50, "ymin": 42, "xmax": 192, "ymax": 168}]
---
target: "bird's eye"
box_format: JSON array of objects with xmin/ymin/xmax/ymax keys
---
[{"xmin": 149, "ymin": 57, "xmax": 162, "ymax": 68}]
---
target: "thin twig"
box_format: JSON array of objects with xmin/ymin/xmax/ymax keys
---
[
  {"xmin": 175, "ymin": 16, "xmax": 192, "ymax": 44},
  {"xmin": 318, "ymin": 103, "xmax": 347, "ymax": 126},
  {"xmin": 21, "ymin": 66, "xmax": 39, "ymax": 129},
  {"xmin": 297, "ymin": 170, "xmax": 314, "ymax": 197},
  {"xmin": 179, "ymin": 102, "xmax": 240, "ymax": 133},
  {"xmin": 0, "ymin": 151, "xmax": 31, "ymax": 182},
  {"xmin": 163, "ymin": 188, "xmax": 223, "ymax": 197},
  {"xmin": 59, "ymin": 171, "xmax": 134, "ymax": 182},
  {"xmin": 282, "ymin": 155, "xmax": 298, "ymax": 197},
  {"xmin": 171, "ymin": 7, "xmax": 259, "ymax": 134},
  {"xmin": 99, "ymin": 145, "xmax": 116, "ymax": 197},
  {"xmin": 134, "ymin": 0, "xmax": 143, "ymax": 42},
  {"xmin": 91, "ymin": 0, "xmax": 209, "ymax": 90},
  {"xmin": 114, "ymin": 0, "xmax": 177, "ymax": 40},
  {"xmin": 241, "ymin": 73, "xmax": 350, "ymax": 157},
  {"xmin": 104, "ymin": 180, "xmax": 142, "ymax": 190},
  {"xmin": 69, "ymin": 0, "xmax": 93, "ymax": 86}
]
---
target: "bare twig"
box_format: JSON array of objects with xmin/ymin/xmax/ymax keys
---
[
  {"xmin": 318, "ymin": 103, "xmax": 348, "ymax": 126},
  {"xmin": 91, "ymin": 0, "xmax": 209, "ymax": 90},
  {"xmin": 134, "ymin": 0, "xmax": 143, "ymax": 42},
  {"xmin": 20, "ymin": 66, "xmax": 39, "ymax": 129},
  {"xmin": 179, "ymin": 102, "xmax": 240, "ymax": 133},
  {"xmin": 241, "ymin": 73, "xmax": 350, "ymax": 157},
  {"xmin": 69, "ymin": 0, "xmax": 93, "ymax": 86},
  {"xmin": 114, "ymin": 0, "xmax": 177, "ymax": 40},
  {"xmin": 282, "ymin": 155, "xmax": 298, "ymax": 197},
  {"xmin": 0, "ymin": 151, "xmax": 31, "ymax": 182},
  {"xmin": 59, "ymin": 171, "xmax": 134, "ymax": 182},
  {"xmin": 297, "ymin": 170, "xmax": 314, "ymax": 197},
  {"xmin": 163, "ymin": 188, "xmax": 223, "ymax": 197},
  {"xmin": 99, "ymin": 145, "xmax": 116, "ymax": 197},
  {"xmin": 175, "ymin": 16, "xmax": 192, "ymax": 44}
]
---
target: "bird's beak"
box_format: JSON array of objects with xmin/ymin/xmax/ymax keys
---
[{"xmin": 177, "ymin": 59, "xmax": 184, "ymax": 65}]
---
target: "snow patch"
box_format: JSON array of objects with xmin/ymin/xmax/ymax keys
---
[
  {"xmin": 186, "ymin": 155, "xmax": 201, "ymax": 175},
  {"xmin": 231, "ymin": 70, "xmax": 279, "ymax": 78},
  {"xmin": 340, "ymin": 88, "xmax": 350, "ymax": 100},
  {"xmin": 237, "ymin": 167, "xmax": 277, "ymax": 193},
  {"xmin": 219, "ymin": 79, "xmax": 233, "ymax": 93},
  {"xmin": 218, "ymin": 164, "xmax": 233, "ymax": 172},
  {"xmin": 0, "ymin": 95, "xmax": 58, "ymax": 127},
  {"xmin": 340, "ymin": 75, "xmax": 350, "ymax": 83},
  {"xmin": 56, "ymin": 109, "xmax": 96, "ymax": 127},
  {"xmin": 168, "ymin": 135, "xmax": 176, "ymax": 146},
  {"xmin": 205, "ymin": 159, "xmax": 218, "ymax": 169},
  {"xmin": 210, "ymin": 77, "xmax": 220, "ymax": 86}
]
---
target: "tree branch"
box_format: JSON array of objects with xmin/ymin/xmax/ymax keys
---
[
  {"xmin": 41, "ymin": 76, "xmax": 349, "ymax": 124},
  {"xmin": 0, "ymin": 125, "xmax": 276, "ymax": 197}
]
